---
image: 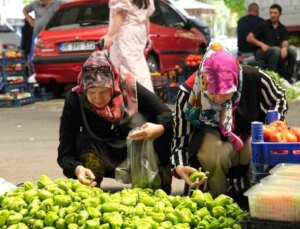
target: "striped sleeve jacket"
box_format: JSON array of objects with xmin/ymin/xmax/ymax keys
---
[{"xmin": 170, "ymin": 65, "xmax": 288, "ymax": 168}]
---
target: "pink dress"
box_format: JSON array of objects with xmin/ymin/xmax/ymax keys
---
[{"xmin": 109, "ymin": 0, "xmax": 155, "ymax": 92}]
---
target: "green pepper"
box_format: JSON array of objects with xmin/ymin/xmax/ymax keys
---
[
  {"xmin": 66, "ymin": 202, "xmax": 81, "ymax": 214},
  {"xmin": 160, "ymin": 221, "xmax": 172, "ymax": 228},
  {"xmin": 68, "ymin": 223, "xmax": 79, "ymax": 229},
  {"xmin": 64, "ymin": 213, "xmax": 78, "ymax": 224},
  {"xmin": 29, "ymin": 205, "xmax": 40, "ymax": 217},
  {"xmin": 6, "ymin": 213, "xmax": 23, "ymax": 226},
  {"xmin": 45, "ymin": 183, "xmax": 59, "ymax": 193},
  {"xmin": 174, "ymin": 208, "xmax": 192, "ymax": 224},
  {"xmin": 165, "ymin": 212, "xmax": 178, "ymax": 225},
  {"xmin": 19, "ymin": 208, "xmax": 28, "ymax": 216},
  {"xmin": 7, "ymin": 197, "xmax": 27, "ymax": 212},
  {"xmin": 54, "ymin": 195, "xmax": 72, "ymax": 207},
  {"xmin": 175, "ymin": 199, "xmax": 197, "ymax": 213},
  {"xmin": 7, "ymin": 222, "xmax": 29, "ymax": 229},
  {"xmin": 43, "ymin": 227, "xmax": 56, "ymax": 229},
  {"xmin": 54, "ymin": 188, "xmax": 66, "ymax": 195},
  {"xmin": 189, "ymin": 170, "xmax": 209, "ymax": 182},
  {"xmin": 38, "ymin": 189, "xmax": 53, "ymax": 201},
  {"xmin": 164, "ymin": 206, "xmax": 174, "ymax": 214},
  {"xmin": 154, "ymin": 189, "xmax": 168, "ymax": 199},
  {"xmin": 0, "ymin": 209, "xmax": 9, "ymax": 226},
  {"xmin": 194, "ymin": 207, "xmax": 210, "ymax": 219},
  {"xmin": 58, "ymin": 207, "xmax": 67, "ymax": 218},
  {"xmin": 197, "ymin": 219, "xmax": 210, "ymax": 229},
  {"xmin": 86, "ymin": 218, "xmax": 100, "ymax": 229},
  {"xmin": 37, "ymin": 174, "xmax": 53, "ymax": 188},
  {"xmin": 33, "ymin": 219, "xmax": 44, "ymax": 229},
  {"xmin": 55, "ymin": 218, "xmax": 67, "ymax": 229},
  {"xmin": 139, "ymin": 193, "xmax": 156, "ymax": 207},
  {"xmin": 23, "ymin": 181, "xmax": 35, "ymax": 191},
  {"xmin": 44, "ymin": 212, "xmax": 59, "ymax": 226},
  {"xmin": 102, "ymin": 212, "xmax": 123, "ymax": 228},
  {"xmin": 203, "ymin": 193, "xmax": 213, "ymax": 211},
  {"xmin": 40, "ymin": 198, "xmax": 54, "ymax": 211},
  {"xmin": 171, "ymin": 196, "xmax": 182, "ymax": 208},
  {"xmin": 146, "ymin": 212, "xmax": 165, "ymax": 223},
  {"xmin": 99, "ymin": 193, "xmax": 112, "ymax": 204},
  {"xmin": 225, "ymin": 203, "xmax": 246, "ymax": 219},
  {"xmin": 99, "ymin": 223, "xmax": 110, "ymax": 229},
  {"xmin": 87, "ymin": 207, "xmax": 101, "ymax": 218},
  {"xmin": 212, "ymin": 194, "xmax": 233, "ymax": 207},
  {"xmin": 132, "ymin": 206, "xmax": 145, "ymax": 217},
  {"xmin": 232, "ymin": 223, "xmax": 242, "ymax": 229},
  {"xmin": 28, "ymin": 197, "xmax": 40, "ymax": 209},
  {"xmin": 101, "ymin": 203, "xmax": 120, "ymax": 213},
  {"xmin": 212, "ymin": 206, "xmax": 227, "ymax": 218},
  {"xmin": 57, "ymin": 181, "xmax": 72, "ymax": 192},
  {"xmin": 82, "ymin": 198, "xmax": 100, "ymax": 208},
  {"xmin": 36, "ymin": 209, "xmax": 47, "ymax": 219},
  {"xmin": 77, "ymin": 210, "xmax": 89, "ymax": 226},
  {"xmin": 153, "ymin": 201, "xmax": 165, "ymax": 213},
  {"xmin": 120, "ymin": 196, "xmax": 137, "ymax": 207}
]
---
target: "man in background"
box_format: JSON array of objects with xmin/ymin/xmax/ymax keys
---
[
  {"xmin": 237, "ymin": 3, "xmax": 264, "ymax": 53},
  {"xmin": 247, "ymin": 4, "xmax": 297, "ymax": 83},
  {"xmin": 22, "ymin": 0, "xmax": 65, "ymax": 69}
]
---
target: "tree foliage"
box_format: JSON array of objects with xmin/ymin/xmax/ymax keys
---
[{"xmin": 223, "ymin": 0, "xmax": 246, "ymax": 17}]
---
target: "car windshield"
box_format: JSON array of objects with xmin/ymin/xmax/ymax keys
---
[{"xmin": 46, "ymin": 3, "xmax": 109, "ymax": 30}]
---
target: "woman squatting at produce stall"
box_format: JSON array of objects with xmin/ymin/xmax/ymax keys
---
[
  {"xmin": 57, "ymin": 51, "xmax": 175, "ymax": 193},
  {"xmin": 171, "ymin": 42, "xmax": 288, "ymax": 196}
]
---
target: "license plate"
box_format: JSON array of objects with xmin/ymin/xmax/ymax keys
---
[{"xmin": 59, "ymin": 41, "xmax": 96, "ymax": 52}]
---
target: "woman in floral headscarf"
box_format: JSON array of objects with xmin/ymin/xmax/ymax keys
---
[
  {"xmin": 171, "ymin": 42, "xmax": 288, "ymax": 196},
  {"xmin": 57, "ymin": 51, "xmax": 173, "ymax": 193}
]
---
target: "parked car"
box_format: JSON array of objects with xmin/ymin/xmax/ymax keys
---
[
  {"xmin": 168, "ymin": 1, "xmax": 212, "ymax": 44},
  {"xmin": 33, "ymin": 0, "xmax": 207, "ymax": 89}
]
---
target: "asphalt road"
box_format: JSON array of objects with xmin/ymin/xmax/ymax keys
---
[{"xmin": 1, "ymin": 98, "xmax": 300, "ymax": 195}]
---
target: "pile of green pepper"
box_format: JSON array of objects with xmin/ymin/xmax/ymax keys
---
[{"xmin": 0, "ymin": 175, "xmax": 246, "ymax": 228}]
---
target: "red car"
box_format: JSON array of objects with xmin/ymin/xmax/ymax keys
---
[{"xmin": 33, "ymin": 0, "xmax": 207, "ymax": 89}]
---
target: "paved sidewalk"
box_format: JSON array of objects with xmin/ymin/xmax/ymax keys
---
[{"xmin": 1, "ymin": 99, "xmax": 300, "ymax": 195}]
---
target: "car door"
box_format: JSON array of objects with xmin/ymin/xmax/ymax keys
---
[{"xmin": 149, "ymin": 0, "xmax": 203, "ymax": 70}]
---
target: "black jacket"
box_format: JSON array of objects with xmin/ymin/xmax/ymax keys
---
[{"xmin": 58, "ymin": 83, "xmax": 172, "ymax": 178}]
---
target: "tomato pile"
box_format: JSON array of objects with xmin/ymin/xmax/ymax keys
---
[
  {"xmin": 184, "ymin": 55, "xmax": 202, "ymax": 66},
  {"xmin": 263, "ymin": 120, "xmax": 300, "ymax": 143},
  {"xmin": 263, "ymin": 120, "xmax": 300, "ymax": 154}
]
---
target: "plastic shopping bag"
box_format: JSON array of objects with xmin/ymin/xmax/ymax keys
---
[
  {"xmin": 115, "ymin": 128, "xmax": 161, "ymax": 189},
  {"xmin": 128, "ymin": 137, "xmax": 161, "ymax": 189}
]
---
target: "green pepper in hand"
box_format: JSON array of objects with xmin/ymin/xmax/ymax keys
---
[{"xmin": 189, "ymin": 170, "xmax": 209, "ymax": 182}]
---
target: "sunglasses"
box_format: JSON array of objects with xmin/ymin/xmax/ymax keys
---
[{"xmin": 83, "ymin": 65, "xmax": 112, "ymax": 74}]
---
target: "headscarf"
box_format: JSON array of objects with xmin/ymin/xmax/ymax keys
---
[
  {"xmin": 72, "ymin": 51, "xmax": 137, "ymax": 123},
  {"xmin": 185, "ymin": 42, "xmax": 244, "ymax": 151}
]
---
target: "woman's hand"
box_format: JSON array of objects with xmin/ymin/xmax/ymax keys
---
[
  {"xmin": 175, "ymin": 165, "xmax": 207, "ymax": 188},
  {"xmin": 128, "ymin": 123, "xmax": 165, "ymax": 141},
  {"xmin": 100, "ymin": 34, "xmax": 113, "ymax": 49},
  {"xmin": 75, "ymin": 165, "xmax": 97, "ymax": 187}
]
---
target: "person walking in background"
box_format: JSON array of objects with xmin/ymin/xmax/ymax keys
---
[
  {"xmin": 22, "ymin": 0, "xmax": 65, "ymax": 69},
  {"xmin": 247, "ymin": 4, "xmax": 297, "ymax": 83},
  {"xmin": 237, "ymin": 3, "xmax": 264, "ymax": 53},
  {"xmin": 20, "ymin": 19, "xmax": 33, "ymax": 75},
  {"xmin": 101, "ymin": 0, "xmax": 155, "ymax": 92}
]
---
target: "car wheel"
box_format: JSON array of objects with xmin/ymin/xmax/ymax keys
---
[{"xmin": 146, "ymin": 53, "xmax": 160, "ymax": 73}]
